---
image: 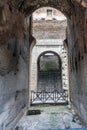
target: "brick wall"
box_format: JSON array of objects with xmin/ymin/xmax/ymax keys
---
[{"xmin": 33, "ymin": 20, "xmax": 67, "ymax": 39}]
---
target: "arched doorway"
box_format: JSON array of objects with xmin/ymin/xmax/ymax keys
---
[{"xmin": 37, "ymin": 51, "xmax": 62, "ymax": 92}]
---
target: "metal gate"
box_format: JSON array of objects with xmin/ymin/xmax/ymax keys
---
[
  {"xmin": 30, "ymin": 90, "xmax": 68, "ymax": 105},
  {"xmin": 37, "ymin": 71, "xmax": 62, "ymax": 92}
]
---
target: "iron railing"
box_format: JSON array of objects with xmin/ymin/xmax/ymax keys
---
[{"xmin": 31, "ymin": 90, "xmax": 68, "ymax": 105}]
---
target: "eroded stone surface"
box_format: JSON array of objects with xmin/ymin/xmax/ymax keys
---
[{"xmin": 15, "ymin": 106, "xmax": 84, "ymax": 130}]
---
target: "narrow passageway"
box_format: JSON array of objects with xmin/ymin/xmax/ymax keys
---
[
  {"xmin": 17, "ymin": 7, "xmax": 87, "ymax": 130},
  {"xmin": 14, "ymin": 5, "xmax": 87, "ymax": 129},
  {"xmin": 15, "ymin": 105, "xmax": 85, "ymax": 130},
  {"xmin": 1, "ymin": 1, "xmax": 87, "ymax": 129}
]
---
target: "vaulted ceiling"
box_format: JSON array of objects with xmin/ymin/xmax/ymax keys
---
[{"xmin": 0, "ymin": 0, "xmax": 87, "ymax": 17}]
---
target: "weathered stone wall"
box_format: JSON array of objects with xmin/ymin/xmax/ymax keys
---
[
  {"xmin": 0, "ymin": 4, "xmax": 30, "ymax": 130},
  {"xmin": 67, "ymin": 6, "xmax": 87, "ymax": 124}
]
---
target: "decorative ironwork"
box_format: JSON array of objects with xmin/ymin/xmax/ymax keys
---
[{"xmin": 31, "ymin": 90, "xmax": 68, "ymax": 105}]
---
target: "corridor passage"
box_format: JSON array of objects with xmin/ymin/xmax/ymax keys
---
[{"xmin": 15, "ymin": 105, "xmax": 85, "ymax": 130}]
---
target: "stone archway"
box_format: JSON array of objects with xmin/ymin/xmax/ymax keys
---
[
  {"xmin": 29, "ymin": 39, "xmax": 69, "ymax": 93},
  {"xmin": 20, "ymin": 0, "xmax": 74, "ymax": 18},
  {"xmin": 37, "ymin": 51, "xmax": 62, "ymax": 92}
]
